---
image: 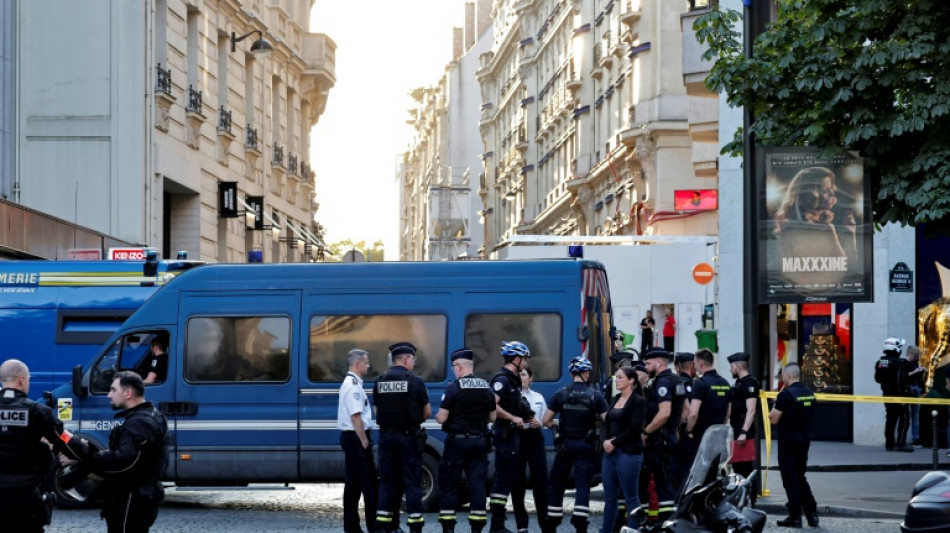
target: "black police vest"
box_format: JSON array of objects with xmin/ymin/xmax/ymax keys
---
[
  {"xmin": 105, "ymin": 403, "xmax": 168, "ymax": 489},
  {"xmin": 0, "ymin": 391, "xmax": 52, "ymax": 487},
  {"xmin": 492, "ymin": 369, "xmax": 524, "ymax": 425},
  {"xmin": 558, "ymin": 385, "xmax": 596, "ymax": 439},
  {"xmin": 679, "ymin": 373, "xmax": 694, "ymax": 399},
  {"xmin": 444, "ymin": 376, "xmax": 493, "ymax": 435},
  {"xmin": 874, "ymin": 355, "xmax": 902, "ymax": 395},
  {"xmin": 652, "ymin": 370, "xmax": 686, "ymax": 432},
  {"xmin": 376, "ymin": 369, "xmax": 415, "ymax": 430}
]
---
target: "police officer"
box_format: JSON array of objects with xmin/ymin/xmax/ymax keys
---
[
  {"xmin": 685, "ymin": 349, "xmax": 732, "ymax": 449},
  {"xmin": 640, "ymin": 348, "xmax": 685, "ymax": 521},
  {"xmin": 542, "ymin": 356, "xmax": 608, "ymax": 533},
  {"xmin": 374, "ymin": 342, "xmax": 431, "ymax": 533},
  {"xmin": 673, "ymin": 352, "xmax": 696, "ymax": 489},
  {"xmin": 489, "ymin": 341, "xmax": 533, "ymax": 533},
  {"xmin": 874, "ymin": 337, "xmax": 914, "ymax": 452},
  {"xmin": 769, "ymin": 363, "xmax": 819, "ymax": 528},
  {"xmin": 67, "ymin": 371, "xmax": 167, "ymax": 533},
  {"xmin": 337, "ymin": 349, "xmax": 377, "ymax": 533},
  {"xmin": 728, "ymin": 352, "xmax": 760, "ymax": 505},
  {"xmin": 435, "ymin": 348, "xmax": 495, "ymax": 533},
  {"xmin": 0, "ymin": 359, "xmax": 83, "ymax": 532}
]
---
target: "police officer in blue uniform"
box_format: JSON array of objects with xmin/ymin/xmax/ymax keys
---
[
  {"xmin": 542, "ymin": 356, "xmax": 608, "ymax": 533},
  {"xmin": 640, "ymin": 348, "xmax": 685, "ymax": 521},
  {"xmin": 489, "ymin": 341, "xmax": 534, "ymax": 533},
  {"xmin": 435, "ymin": 348, "xmax": 495, "ymax": 533},
  {"xmin": 685, "ymin": 349, "xmax": 732, "ymax": 449},
  {"xmin": 374, "ymin": 342, "xmax": 431, "ymax": 533},
  {"xmin": 728, "ymin": 352, "xmax": 760, "ymax": 506},
  {"xmin": 0, "ymin": 359, "xmax": 84, "ymax": 532},
  {"xmin": 673, "ymin": 352, "xmax": 696, "ymax": 488},
  {"xmin": 769, "ymin": 363, "xmax": 819, "ymax": 528}
]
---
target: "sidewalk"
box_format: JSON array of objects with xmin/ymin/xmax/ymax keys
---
[{"xmin": 753, "ymin": 440, "xmax": 947, "ymax": 519}]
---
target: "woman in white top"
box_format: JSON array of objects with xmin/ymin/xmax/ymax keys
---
[{"xmin": 512, "ymin": 366, "xmax": 549, "ymax": 533}]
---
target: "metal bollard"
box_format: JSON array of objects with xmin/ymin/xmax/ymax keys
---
[{"xmin": 932, "ymin": 409, "xmax": 939, "ymax": 471}]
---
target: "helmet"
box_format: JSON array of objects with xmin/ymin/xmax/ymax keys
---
[
  {"xmin": 883, "ymin": 337, "xmax": 905, "ymax": 354},
  {"xmin": 569, "ymin": 356, "xmax": 593, "ymax": 374},
  {"xmin": 500, "ymin": 341, "xmax": 531, "ymax": 358}
]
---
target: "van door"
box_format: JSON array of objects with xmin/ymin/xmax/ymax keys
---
[{"xmin": 174, "ymin": 291, "xmax": 300, "ymax": 482}]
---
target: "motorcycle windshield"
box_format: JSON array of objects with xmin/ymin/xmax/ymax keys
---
[{"xmin": 682, "ymin": 424, "xmax": 733, "ymax": 495}]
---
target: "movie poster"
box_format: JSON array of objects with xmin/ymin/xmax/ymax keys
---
[{"xmin": 758, "ymin": 148, "xmax": 873, "ymax": 304}]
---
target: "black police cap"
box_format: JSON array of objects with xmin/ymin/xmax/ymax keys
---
[
  {"xmin": 630, "ymin": 360, "xmax": 647, "ymax": 373},
  {"xmin": 674, "ymin": 352, "xmax": 695, "ymax": 363},
  {"xmin": 643, "ymin": 347, "xmax": 672, "ymax": 361},
  {"xmin": 389, "ymin": 342, "xmax": 417, "ymax": 357},
  {"xmin": 450, "ymin": 348, "xmax": 474, "ymax": 362},
  {"xmin": 610, "ymin": 350, "xmax": 636, "ymax": 364},
  {"xmin": 727, "ymin": 352, "xmax": 751, "ymax": 363}
]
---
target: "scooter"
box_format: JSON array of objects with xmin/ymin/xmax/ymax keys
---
[
  {"xmin": 625, "ymin": 424, "xmax": 767, "ymax": 533},
  {"xmin": 901, "ymin": 470, "xmax": 950, "ymax": 533}
]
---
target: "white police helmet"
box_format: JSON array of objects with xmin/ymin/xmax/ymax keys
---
[{"xmin": 883, "ymin": 337, "xmax": 905, "ymax": 354}]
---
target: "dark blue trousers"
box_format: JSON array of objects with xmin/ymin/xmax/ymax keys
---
[
  {"xmin": 438, "ymin": 435, "xmax": 489, "ymax": 531},
  {"xmin": 341, "ymin": 431, "xmax": 378, "ymax": 533},
  {"xmin": 377, "ymin": 431, "xmax": 424, "ymax": 532},
  {"xmin": 547, "ymin": 438, "xmax": 596, "ymax": 528}
]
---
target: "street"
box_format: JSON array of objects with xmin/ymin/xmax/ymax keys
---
[{"xmin": 45, "ymin": 481, "xmax": 908, "ymax": 533}]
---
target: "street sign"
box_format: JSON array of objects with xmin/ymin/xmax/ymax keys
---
[
  {"xmin": 889, "ymin": 262, "xmax": 913, "ymax": 292},
  {"xmin": 692, "ymin": 262, "xmax": 715, "ymax": 285}
]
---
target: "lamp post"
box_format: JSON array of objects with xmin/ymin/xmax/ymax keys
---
[{"xmin": 231, "ymin": 30, "xmax": 273, "ymax": 56}]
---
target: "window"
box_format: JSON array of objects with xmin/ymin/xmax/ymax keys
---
[
  {"xmin": 308, "ymin": 314, "xmax": 447, "ymax": 382},
  {"xmin": 89, "ymin": 331, "xmax": 169, "ymax": 394},
  {"xmin": 184, "ymin": 316, "xmax": 291, "ymax": 383},
  {"xmin": 465, "ymin": 313, "xmax": 562, "ymax": 381}
]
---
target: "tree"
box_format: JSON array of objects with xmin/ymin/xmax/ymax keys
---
[
  {"xmin": 695, "ymin": 0, "xmax": 950, "ymax": 228},
  {"xmin": 324, "ymin": 239, "xmax": 385, "ymax": 262}
]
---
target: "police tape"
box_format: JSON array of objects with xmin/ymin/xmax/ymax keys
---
[{"xmin": 755, "ymin": 391, "xmax": 950, "ymax": 498}]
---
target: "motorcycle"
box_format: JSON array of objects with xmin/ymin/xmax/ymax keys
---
[
  {"xmin": 626, "ymin": 424, "xmax": 767, "ymax": 533},
  {"xmin": 901, "ymin": 470, "xmax": 950, "ymax": 533}
]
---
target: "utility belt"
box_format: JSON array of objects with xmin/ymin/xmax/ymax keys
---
[
  {"xmin": 448, "ymin": 432, "xmax": 487, "ymax": 439},
  {"xmin": 380, "ymin": 426, "xmax": 420, "ymax": 435}
]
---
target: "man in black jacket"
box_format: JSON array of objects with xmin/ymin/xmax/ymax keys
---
[
  {"xmin": 770, "ymin": 363, "xmax": 818, "ymax": 528},
  {"xmin": 874, "ymin": 337, "xmax": 914, "ymax": 452}
]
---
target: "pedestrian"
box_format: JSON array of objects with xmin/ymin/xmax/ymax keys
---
[
  {"xmin": 489, "ymin": 341, "xmax": 534, "ymax": 533},
  {"xmin": 600, "ymin": 366, "xmax": 646, "ymax": 533},
  {"xmin": 769, "ymin": 363, "xmax": 819, "ymax": 528},
  {"xmin": 512, "ymin": 366, "xmax": 548, "ymax": 533},
  {"xmin": 727, "ymin": 351, "xmax": 760, "ymax": 505},
  {"xmin": 140, "ymin": 337, "xmax": 168, "ymax": 384},
  {"xmin": 905, "ymin": 346, "xmax": 926, "ymax": 447},
  {"xmin": 0, "ymin": 359, "xmax": 84, "ymax": 532},
  {"xmin": 662, "ymin": 310, "xmax": 676, "ymax": 352},
  {"xmin": 673, "ymin": 352, "xmax": 697, "ymax": 490},
  {"xmin": 640, "ymin": 348, "xmax": 686, "ymax": 521},
  {"xmin": 65, "ymin": 371, "xmax": 168, "ymax": 533},
  {"xmin": 685, "ymin": 349, "xmax": 732, "ymax": 448},
  {"xmin": 338, "ymin": 349, "xmax": 377, "ymax": 533},
  {"xmin": 640, "ymin": 310, "xmax": 656, "ymax": 355},
  {"xmin": 874, "ymin": 337, "xmax": 914, "ymax": 452},
  {"xmin": 435, "ymin": 348, "xmax": 495, "ymax": 533},
  {"xmin": 542, "ymin": 357, "xmax": 608, "ymax": 533},
  {"xmin": 374, "ymin": 342, "xmax": 431, "ymax": 533}
]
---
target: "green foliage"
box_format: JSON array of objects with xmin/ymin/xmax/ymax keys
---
[
  {"xmin": 325, "ymin": 239, "xmax": 385, "ymax": 262},
  {"xmin": 694, "ymin": 0, "xmax": 950, "ymax": 228}
]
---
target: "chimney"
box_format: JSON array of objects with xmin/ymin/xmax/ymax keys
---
[
  {"xmin": 453, "ymin": 27, "xmax": 464, "ymax": 62},
  {"xmin": 465, "ymin": 2, "xmax": 476, "ymax": 50},
  {"xmin": 476, "ymin": 0, "xmax": 491, "ymax": 40}
]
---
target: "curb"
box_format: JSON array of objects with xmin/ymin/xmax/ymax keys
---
[
  {"xmin": 762, "ymin": 464, "xmax": 938, "ymax": 473},
  {"xmin": 755, "ymin": 502, "xmax": 905, "ymax": 520}
]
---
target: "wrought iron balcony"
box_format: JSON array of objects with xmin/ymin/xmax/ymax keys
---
[
  {"xmin": 273, "ymin": 144, "xmax": 284, "ymax": 166},
  {"xmin": 246, "ymin": 124, "xmax": 259, "ymax": 150},
  {"xmin": 156, "ymin": 64, "xmax": 172, "ymax": 95},
  {"xmin": 186, "ymin": 85, "xmax": 203, "ymax": 113},
  {"xmin": 217, "ymin": 106, "xmax": 233, "ymax": 134},
  {"xmin": 288, "ymin": 153, "xmax": 298, "ymax": 174}
]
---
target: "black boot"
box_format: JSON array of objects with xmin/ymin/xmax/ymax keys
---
[
  {"xmin": 805, "ymin": 510, "xmax": 819, "ymax": 527},
  {"xmin": 776, "ymin": 515, "xmax": 803, "ymax": 528}
]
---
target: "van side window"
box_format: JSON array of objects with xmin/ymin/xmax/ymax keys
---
[
  {"xmin": 308, "ymin": 314, "xmax": 447, "ymax": 383},
  {"xmin": 184, "ymin": 316, "xmax": 291, "ymax": 383},
  {"xmin": 89, "ymin": 330, "xmax": 169, "ymax": 393},
  {"xmin": 465, "ymin": 313, "xmax": 562, "ymax": 381}
]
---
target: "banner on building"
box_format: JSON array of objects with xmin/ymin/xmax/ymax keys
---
[
  {"xmin": 218, "ymin": 182, "xmax": 238, "ymax": 218},
  {"xmin": 757, "ymin": 147, "xmax": 873, "ymax": 304},
  {"xmin": 246, "ymin": 196, "xmax": 264, "ymax": 230}
]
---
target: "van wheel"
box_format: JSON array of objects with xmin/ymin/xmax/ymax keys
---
[{"xmin": 419, "ymin": 452, "xmax": 440, "ymax": 512}]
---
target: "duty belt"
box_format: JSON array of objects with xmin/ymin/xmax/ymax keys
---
[{"xmin": 449, "ymin": 433, "xmax": 486, "ymax": 439}]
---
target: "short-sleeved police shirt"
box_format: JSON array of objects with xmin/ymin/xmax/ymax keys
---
[
  {"xmin": 775, "ymin": 382, "xmax": 816, "ymax": 441},
  {"xmin": 338, "ymin": 372, "xmax": 373, "ymax": 431},
  {"xmin": 691, "ymin": 370, "xmax": 732, "ymax": 441},
  {"xmin": 730, "ymin": 374, "xmax": 760, "ymax": 439}
]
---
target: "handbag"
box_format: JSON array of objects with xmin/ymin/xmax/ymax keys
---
[{"xmin": 730, "ymin": 439, "xmax": 756, "ymax": 463}]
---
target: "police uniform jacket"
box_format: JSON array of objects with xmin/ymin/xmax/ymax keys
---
[
  {"xmin": 690, "ymin": 370, "xmax": 732, "ymax": 440},
  {"xmin": 730, "ymin": 374, "xmax": 760, "ymax": 439},
  {"xmin": 874, "ymin": 353, "xmax": 910, "ymax": 397},
  {"xmin": 85, "ymin": 401, "xmax": 168, "ymax": 493},
  {"xmin": 373, "ymin": 365, "xmax": 429, "ymax": 431},
  {"xmin": 774, "ymin": 382, "xmax": 816, "ymax": 442},
  {"xmin": 646, "ymin": 369, "xmax": 686, "ymax": 438},
  {"xmin": 0, "ymin": 388, "xmax": 79, "ymax": 488},
  {"xmin": 338, "ymin": 372, "xmax": 373, "ymax": 431},
  {"xmin": 439, "ymin": 374, "xmax": 494, "ymax": 436},
  {"xmin": 549, "ymin": 382, "xmax": 608, "ymax": 439},
  {"xmin": 491, "ymin": 367, "xmax": 530, "ymax": 428},
  {"xmin": 678, "ymin": 372, "xmax": 694, "ymax": 400},
  {"xmin": 137, "ymin": 352, "xmax": 168, "ymax": 383}
]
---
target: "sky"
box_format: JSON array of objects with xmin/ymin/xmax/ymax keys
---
[{"xmin": 309, "ymin": 0, "xmax": 473, "ymax": 259}]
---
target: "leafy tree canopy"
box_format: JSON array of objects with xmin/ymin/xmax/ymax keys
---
[
  {"xmin": 695, "ymin": 0, "xmax": 950, "ymax": 228},
  {"xmin": 325, "ymin": 239, "xmax": 385, "ymax": 262}
]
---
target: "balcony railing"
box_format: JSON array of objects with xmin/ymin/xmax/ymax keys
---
[
  {"xmin": 273, "ymin": 144, "xmax": 285, "ymax": 166},
  {"xmin": 186, "ymin": 85, "xmax": 203, "ymax": 113},
  {"xmin": 217, "ymin": 106, "xmax": 232, "ymax": 134},
  {"xmin": 156, "ymin": 64, "xmax": 172, "ymax": 95},
  {"xmin": 246, "ymin": 124, "xmax": 259, "ymax": 150},
  {"xmin": 288, "ymin": 153, "xmax": 298, "ymax": 174}
]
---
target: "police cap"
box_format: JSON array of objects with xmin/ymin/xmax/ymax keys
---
[
  {"xmin": 450, "ymin": 348, "xmax": 474, "ymax": 362},
  {"xmin": 389, "ymin": 342, "xmax": 417, "ymax": 358},
  {"xmin": 643, "ymin": 347, "xmax": 672, "ymax": 361},
  {"xmin": 630, "ymin": 360, "xmax": 647, "ymax": 373},
  {"xmin": 674, "ymin": 352, "xmax": 695, "ymax": 364},
  {"xmin": 727, "ymin": 352, "xmax": 751, "ymax": 364},
  {"xmin": 610, "ymin": 350, "xmax": 636, "ymax": 364}
]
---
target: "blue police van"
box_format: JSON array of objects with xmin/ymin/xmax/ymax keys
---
[
  {"xmin": 51, "ymin": 259, "xmax": 616, "ymax": 509},
  {"xmin": 0, "ymin": 258, "xmax": 203, "ymax": 396}
]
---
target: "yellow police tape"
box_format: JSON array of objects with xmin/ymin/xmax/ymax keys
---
[{"xmin": 755, "ymin": 391, "xmax": 950, "ymax": 498}]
